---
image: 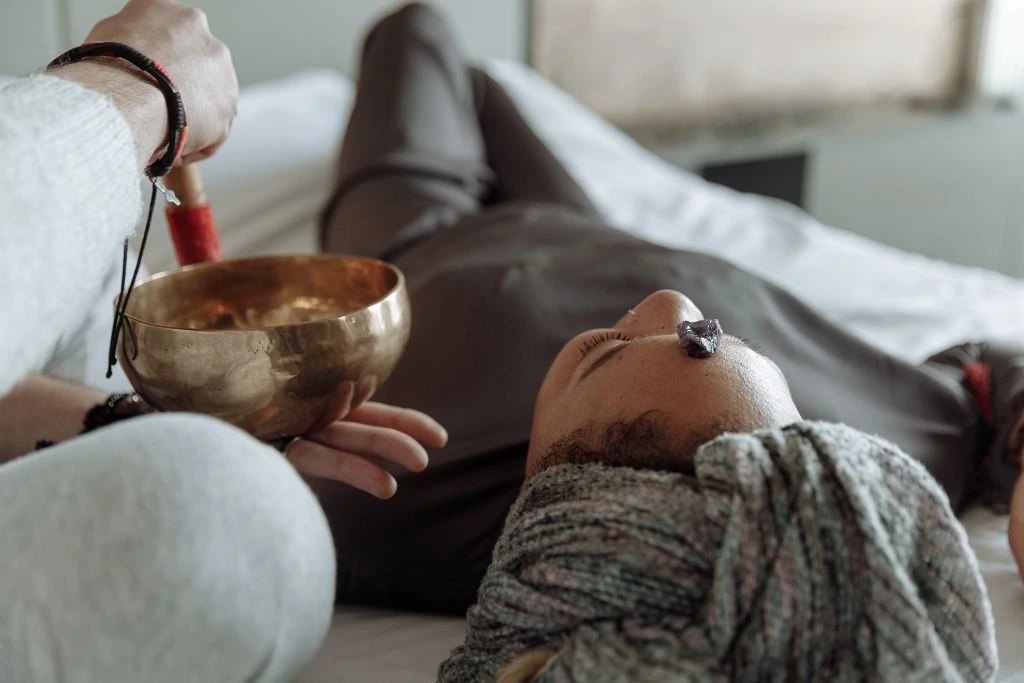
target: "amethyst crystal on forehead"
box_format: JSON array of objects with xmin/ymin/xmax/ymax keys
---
[{"xmin": 677, "ymin": 319, "xmax": 723, "ymax": 359}]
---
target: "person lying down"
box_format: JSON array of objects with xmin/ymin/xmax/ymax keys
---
[
  {"xmin": 314, "ymin": 0, "xmax": 1023, "ymax": 610},
  {"xmin": 5, "ymin": 2, "xmax": 1017, "ymax": 680},
  {"xmin": 311, "ymin": 3, "xmax": 1019, "ymax": 680}
]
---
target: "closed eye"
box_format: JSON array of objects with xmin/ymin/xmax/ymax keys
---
[
  {"xmin": 578, "ymin": 331, "xmax": 629, "ymax": 358},
  {"xmin": 733, "ymin": 336, "xmax": 772, "ymax": 361},
  {"xmin": 577, "ymin": 335, "xmax": 645, "ymax": 383}
]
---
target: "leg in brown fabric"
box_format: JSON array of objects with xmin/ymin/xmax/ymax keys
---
[
  {"xmin": 320, "ymin": 3, "xmax": 493, "ymax": 259},
  {"xmin": 472, "ymin": 69, "xmax": 599, "ymax": 215}
]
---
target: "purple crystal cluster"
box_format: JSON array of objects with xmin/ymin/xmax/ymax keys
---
[{"xmin": 676, "ymin": 319, "xmax": 724, "ymax": 359}]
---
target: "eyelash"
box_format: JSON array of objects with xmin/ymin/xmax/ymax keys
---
[
  {"xmin": 578, "ymin": 331, "xmax": 629, "ymax": 357},
  {"xmin": 739, "ymin": 337, "xmax": 766, "ymax": 354}
]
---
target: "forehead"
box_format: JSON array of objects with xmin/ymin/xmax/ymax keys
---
[
  {"xmin": 570, "ymin": 337, "xmax": 787, "ymax": 418},
  {"xmin": 582, "ymin": 336, "xmax": 767, "ymax": 384}
]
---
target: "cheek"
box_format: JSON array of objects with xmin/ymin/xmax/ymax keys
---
[
  {"xmin": 532, "ymin": 350, "xmax": 573, "ymax": 431},
  {"xmin": 538, "ymin": 333, "xmax": 592, "ymax": 402},
  {"xmin": 533, "ymin": 355, "xmax": 561, "ymax": 413},
  {"xmin": 527, "ymin": 386, "xmax": 556, "ymax": 472},
  {"xmin": 529, "ymin": 342, "xmax": 583, "ymax": 460}
]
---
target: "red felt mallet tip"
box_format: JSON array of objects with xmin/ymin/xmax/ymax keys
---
[{"xmin": 163, "ymin": 163, "xmax": 223, "ymax": 266}]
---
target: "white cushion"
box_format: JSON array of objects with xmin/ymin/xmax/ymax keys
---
[{"xmin": 138, "ymin": 68, "xmax": 352, "ymax": 272}]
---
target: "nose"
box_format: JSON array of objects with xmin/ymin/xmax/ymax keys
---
[{"xmin": 615, "ymin": 289, "xmax": 704, "ymax": 335}]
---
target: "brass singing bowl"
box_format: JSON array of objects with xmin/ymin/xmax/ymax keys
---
[{"xmin": 117, "ymin": 255, "xmax": 410, "ymax": 441}]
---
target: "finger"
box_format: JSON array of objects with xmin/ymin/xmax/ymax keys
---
[
  {"xmin": 345, "ymin": 402, "xmax": 448, "ymax": 448},
  {"xmin": 286, "ymin": 439, "xmax": 398, "ymax": 500},
  {"xmin": 180, "ymin": 147, "xmax": 214, "ymax": 165},
  {"xmin": 324, "ymin": 381, "xmax": 356, "ymax": 422},
  {"xmin": 306, "ymin": 420, "xmax": 429, "ymax": 472},
  {"xmin": 180, "ymin": 132, "xmax": 228, "ymax": 164}
]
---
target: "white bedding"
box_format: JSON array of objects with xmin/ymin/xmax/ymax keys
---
[{"xmin": 965, "ymin": 508, "xmax": 1024, "ymax": 681}]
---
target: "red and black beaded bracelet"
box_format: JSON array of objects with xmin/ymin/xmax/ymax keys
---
[{"xmin": 48, "ymin": 41, "xmax": 187, "ymax": 178}]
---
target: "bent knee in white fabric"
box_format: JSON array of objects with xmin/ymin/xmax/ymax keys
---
[{"xmin": 0, "ymin": 414, "xmax": 336, "ymax": 683}]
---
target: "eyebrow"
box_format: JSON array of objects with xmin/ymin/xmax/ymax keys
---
[
  {"xmin": 723, "ymin": 334, "xmax": 772, "ymax": 361},
  {"xmin": 577, "ymin": 334, "xmax": 771, "ymax": 385}
]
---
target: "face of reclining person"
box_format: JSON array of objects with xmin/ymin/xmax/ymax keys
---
[{"xmin": 526, "ymin": 290, "xmax": 802, "ymax": 477}]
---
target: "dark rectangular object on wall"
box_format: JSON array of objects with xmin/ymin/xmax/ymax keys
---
[{"xmin": 701, "ymin": 153, "xmax": 808, "ymax": 208}]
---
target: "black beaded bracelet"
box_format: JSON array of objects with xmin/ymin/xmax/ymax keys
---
[
  {"xmin": 82, "ymin": 392, "xmax": 151, "ymax": 434},
  {"xmin": 48, "ymin": 41, "xmax": 187, "ymax": 178},
  {"xmin": 34, "ymin": 393, "xmax": 151, "ymax": 451}
]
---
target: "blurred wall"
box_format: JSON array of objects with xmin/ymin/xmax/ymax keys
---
[
  {"xmin": 0, "ymin": 0, "xmax": 528, "ymax": 83},
  {"xmin": 534, "ymin": 0, "xmax": 979, "ymax": 131}
]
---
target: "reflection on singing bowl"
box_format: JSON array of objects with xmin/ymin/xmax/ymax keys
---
[{"xmin": 117, "ymin": 255, "xmax": 410, "ymax": 441}]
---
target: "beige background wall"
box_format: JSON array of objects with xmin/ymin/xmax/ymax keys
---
[
  {"xmin": 533, "ymin": 0, "xmax": 978, "ymax": 130},
  {"xmin": 0, "ymin": 0, "xmax": 528, "ymax": 83}
]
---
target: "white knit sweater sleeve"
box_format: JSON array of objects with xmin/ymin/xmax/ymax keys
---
[{"xmin": 0, "ymin": 75, "xmax": 142, "ymax": 397}]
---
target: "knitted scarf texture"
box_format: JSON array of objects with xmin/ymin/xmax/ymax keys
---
[{"xmin": 439, "ymin": 422, "xmax": 997, "ymax": 682}]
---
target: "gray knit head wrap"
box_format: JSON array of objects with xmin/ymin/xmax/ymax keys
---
[{"xmin": 439, "ymin": 422, "xmax": 996, "ymax": 683}]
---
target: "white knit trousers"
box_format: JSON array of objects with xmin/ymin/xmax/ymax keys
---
[{"xmin": 0, "ymin": 414, "xmax": 336, "ymax": 683}]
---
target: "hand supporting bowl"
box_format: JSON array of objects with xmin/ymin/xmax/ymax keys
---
[{"xmin": 117, "ymin": 255, "xmax": 410, "ymax": 441}]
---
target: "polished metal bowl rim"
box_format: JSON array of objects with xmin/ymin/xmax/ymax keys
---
[{"xmin": 121, "ymin": 254, "xmax": 406, "ymax": 333}]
